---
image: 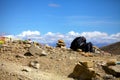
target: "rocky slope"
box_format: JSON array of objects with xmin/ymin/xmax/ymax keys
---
[
  {"xmin": 0, "ymin": 40, "xmax": 120, "ymax": 80},
  {"xmin": 100, "ymin": 42, "xmax": 120, "ymax": 55}
]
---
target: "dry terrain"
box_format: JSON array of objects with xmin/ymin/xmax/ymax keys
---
[{"xmin": 0, "ymin": 40, "xmax": 120, "ymax": 80}]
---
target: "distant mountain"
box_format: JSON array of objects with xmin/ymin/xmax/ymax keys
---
[
  {"xmin": 93, "ymin": 43, "xmax": 110, "ymax": 48},
  {"xmin": 100, "ymin": 41, "xmax": 120, "ymax": 55}
]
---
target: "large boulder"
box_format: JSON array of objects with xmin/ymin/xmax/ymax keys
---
[
  {"xmin": 69, "ymin": 61, "xmax": 97, "ymax": 80},
  {"xmin": 70, "ymin": 36, "xmax": 93, "ymax": 52},
  {"xmin": 70, "ymin": 36, "xmax": 86, "ymax": 51}
]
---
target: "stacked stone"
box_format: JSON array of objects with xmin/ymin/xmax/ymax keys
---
[{"xmin": 56, "ymin": 39, "xmax": 66, "ymax": 48}]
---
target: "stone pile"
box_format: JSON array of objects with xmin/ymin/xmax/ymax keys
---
[{"xmin": 56, "ymin": 39, "xmax": 66, "ymax": 48}]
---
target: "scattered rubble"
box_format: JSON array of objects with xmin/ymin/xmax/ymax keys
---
[{"xmin": 0, "ymin": 39, "xmax": 120, "ymax": 80}]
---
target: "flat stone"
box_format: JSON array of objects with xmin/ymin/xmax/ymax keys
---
[
  {"xmin": 58, "ymin": 39, "xmax": 64, "ymax": 43},
  {"xmin": 103, "ymin": 74, "xmax": 115, "ymax": 79},
  {"xmin": 102, "ymin": 65, "xmax": 120, "ymax": 77},
  {"xmin": 29, "ymin": 44, "xmax": 42, "ymax": 56},
  {"xmin": 40, "ymin": 51, "xmax": 47, "ymax": 56},
  {"xmin": 16, "ymin": 54, "xmax": 26, "ymax": 58}
]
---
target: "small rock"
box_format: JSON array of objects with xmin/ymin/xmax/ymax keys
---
[
  {"xmin": 93, "ymin": 46, "xmax": 101, "ymax": 54},
  {"xmin": 29, "ymin": 61, "xmax": 40, "ymax": 69},
  {"xmin": 24, "ymin": 44, "xmax": 31, "ymax": 48},
  {"xmin": 103, "ymin": 75, "xmax": 115, "ymax": 79},
  {"xmin": 57, "ymin": 59, "xmax": 62, "ymax": 61},
  {"xmin": 106, "ymin": 59, "xmax": 117, "ymax": 66},
  {"xmin": 58, "ymin": 39, "xmax": 64, "ymax": 43},
  {"xmin": 77, "ymin": 49, "xmax": 82, "ymax": 52},
  {"xmin": 16, "ymin": 54, "xmax": 26, "ymax": 58},
  {"xmin": 22, "ymin": 66, "xmax": 31, "ymax": 72},
  {"xmin": 40, "ymin": 51, "xmax": 47, "ymax": 56}
]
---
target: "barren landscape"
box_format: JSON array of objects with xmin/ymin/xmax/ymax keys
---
[{"xmin": 0, "ymin": 40, "xmax": 120, "ymax": 80}]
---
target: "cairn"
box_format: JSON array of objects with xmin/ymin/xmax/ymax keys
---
[{"xmin": 56, "ymin": 39, "xmax": 66, "ymax": 48}]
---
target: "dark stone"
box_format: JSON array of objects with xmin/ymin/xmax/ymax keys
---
[
  {"xmin": 70, "ymin": 36, "xmax": 93, "ymax": 52},
  {"xmin": 85, "ymin": 42, "xmax": 93, "ymax": 52},
  {"xmin": 70, "ymin": 36, "xmax": 86, "ymax": 51},
  {"xmin": 24, "ymin": 52, "xmax": 33, "ymax": 56}
]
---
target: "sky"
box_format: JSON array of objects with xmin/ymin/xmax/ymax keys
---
[{"xmin": 0, "ymin": 0, "xmax": 120, "ymax": 46}]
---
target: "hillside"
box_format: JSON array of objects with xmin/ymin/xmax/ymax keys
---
[
  {"xmin": 0, "ymin": 40, "xmax": 120, "ymax": 80},
  {"xmin": 100, "ymin": 41, "xmax": 120, "ymax": 55}
]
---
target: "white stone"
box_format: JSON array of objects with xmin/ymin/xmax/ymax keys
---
[{"xmin": 29, "ymin": 61, "xmax": 40, "ymax": 69}]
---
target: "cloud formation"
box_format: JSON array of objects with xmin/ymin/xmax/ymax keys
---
[
  {"xmin": 48, "ymin": 3, "xmax": 60, "ymax": 7},
  {"xmin": 18, "ymin": 30, "xmax": 40, "ymax": 37},
  {"xmin": 5, "ymin": 30, "xmax": 120, "ymax": 47}
]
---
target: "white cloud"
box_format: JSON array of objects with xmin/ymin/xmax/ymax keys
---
[
  {"xmin": 48, "ymin": 3, "xmax": 60, "ymax": 7},
  {"xmin": 45, "ymin": 32, "xmax": 55, "ymax": 36},
  {"xmin": 18, "ymin": 30, "xmax": 40, "ymax": 37},
  {"xmin": 68, "ymin": 31, "xmax": 80, "ymax": 36},
  {"xmin": 5, "ymin": 30, "xmax": 120, "ymax": 47},
  {"xmin": 80, "ymin": 31, "xmax": 108, "ymax": 39}
]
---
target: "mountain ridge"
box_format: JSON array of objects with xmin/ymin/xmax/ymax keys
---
[{"xmin": 100, "ymin": 41, "xmax": 120, "ymax": 55}]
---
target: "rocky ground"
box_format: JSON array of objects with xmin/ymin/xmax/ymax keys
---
[{"xmin": 0, "ymin": 40, "xmax": 120, "ymax": 80}]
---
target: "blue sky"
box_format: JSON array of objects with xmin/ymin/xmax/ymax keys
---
[
  {"xmin": 0, "ymin": 0, "xmax": 120, "ymax": 46},
  {"xmin": 1, "ymin": 0, "xmax": 120, "ymax": 34}
]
